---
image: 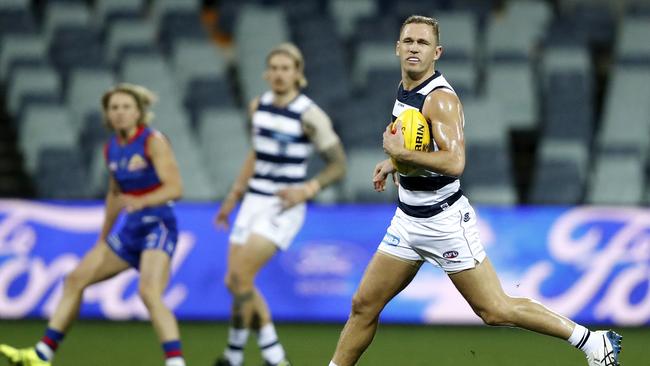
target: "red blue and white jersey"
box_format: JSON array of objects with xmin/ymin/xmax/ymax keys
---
[
  {"xmin": 104, "ymin": 125, "xmax": 162, "ymax": 195},
  {"xmin": 103, "ymin": 125, "xmax": 178, "ymax": 269}
]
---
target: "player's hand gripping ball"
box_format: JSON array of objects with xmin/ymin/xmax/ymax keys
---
[{"xmin": 390, "ymin": 109, "xmax": 431, "ymax": 175}]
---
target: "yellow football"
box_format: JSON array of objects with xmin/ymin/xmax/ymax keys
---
[{"xmin": 390, "ymin": 109, "xmax": 431, "ymax": 175}]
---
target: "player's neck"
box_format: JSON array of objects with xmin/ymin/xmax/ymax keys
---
[
  {"xmin": 272, "ymin": 89, "xmax": 299, "ymax": 107},
  {"xmin": 117, "ymin": 125, "xmax": 139, "ymax": 144},
  {"xmin": 402, "ymin": 68, "xmax": 436, "ymax": 91}
]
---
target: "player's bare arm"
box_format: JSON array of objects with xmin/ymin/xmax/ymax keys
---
[
  {"xmin": 372, "ymin": 159, "xmax": 397, "ymax": 192},
  {"xmin": 215, "ymin": 97, "xmax": 259, "ymax": 229},
  {"xmin": 121, "ymin": 133, "xmax": 183, "ymax": 212},
  {"xmin": 383, "ymin": 89, "xmax": 465, "ymax": 177},
  {"xmin": 277, "ymin": 104, "xmax": 347, "ymax": 208}
]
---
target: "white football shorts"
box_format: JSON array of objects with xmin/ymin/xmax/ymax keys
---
[
  {"xmin": 378, "ymin": 196, "xmax": 486, "ymax": 272},
  {"xmin": 230, "ymin": 192, "xmax": 306, "ymax": 250}
]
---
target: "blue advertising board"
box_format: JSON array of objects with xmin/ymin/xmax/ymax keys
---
[{"xmin": 0, "ymin": 200, "xmax": 648, "ymax": 325}]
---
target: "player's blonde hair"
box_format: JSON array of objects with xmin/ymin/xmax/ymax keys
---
[
  {"xmin": 101, "ymin": 83, "xmax": 157, "ymax": 129},
  {"xmin": 266, "ymin": 42, "xmax": 308, "ymax": 89},
  {"xmin": 400, "ymin": 15, "xmax": 440, "ymax": 45}
]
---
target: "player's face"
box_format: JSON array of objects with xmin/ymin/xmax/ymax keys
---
[
  {"xmin": 396, "ymin": 23, "xmax": 442, "ymax": 77},
  {"xmin": 266, "ymin": 53, "xmax": 300, "ymax": 94},
  {"xmin": 106, "ymin": 92, "xmax": 141, "ymax": 132}
]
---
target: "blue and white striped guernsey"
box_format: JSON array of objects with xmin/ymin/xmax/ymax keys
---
[
  {"xmin": 248, "ymin": 91, "xmax": 314, "ymax": 196},
  {"xmin": 391, "ymin": 71, "xmax": 463, "ymax": 218}
]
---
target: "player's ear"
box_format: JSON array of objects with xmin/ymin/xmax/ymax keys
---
[
  {"xmin": 433, "ymin": 45, "xmax": 443, "ymax": 61},
  {"xmin": 395, "ymin": 41, "xmax": 400, "ymax": 57}
]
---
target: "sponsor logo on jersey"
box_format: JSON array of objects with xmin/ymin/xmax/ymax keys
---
[
  {"xmin": 443, "ymin": 250, "xmax": 459, "ymax": 259},
  {"xmin": 127, "ymin": 154, "xmax": 148, "ymax": 171},
  {"xmin": 463, "ymin": 212, "xmax": 471, "ymax": 222}
]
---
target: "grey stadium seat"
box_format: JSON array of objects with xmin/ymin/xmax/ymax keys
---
[
  {"xmin": 7, "ymin": 65, "xmax": 60, "ymax": 117},
  {"xmin": 19, "ymin": 105, "xmax": 76, "ymax": 175},
  {"xmin": 343, "ymin": 148, "xmax": 396, "ymax": 203},
  {"xmin": 587, "ymin": 149, "xmax": 645, "ymax": 205},
  {"xmin": 0, "ymin": 34, "xmax": 47, "ymax": 82},
  {"xmin": 66, "ymin": 69, "xmax": 115, "ymax": 135}
]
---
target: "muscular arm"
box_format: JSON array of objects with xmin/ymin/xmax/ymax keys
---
[
  {"xmin": 303, "ymin": 104, "xmax": 347, "ymax": 190},
  {"xmin": 100, "ymin": 176, "xmax": 123, "ymax": 240},
  {"xmin": 390, "ymin": 89, "xmax": 465, "ymax": 177}
]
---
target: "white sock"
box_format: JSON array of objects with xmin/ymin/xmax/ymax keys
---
[
  {"xmin": 329, "ymin": 362, "xmax": 339, "ymax": 366},
  {"xmin": 35, "ymin": 342, "xmax": 54, "ymax": 361},
  {"xmin": 568, "ymin": 324, "xmax": 596, "ymax": 353},
  {"xmin": 258, "ymin": 323, "xmax": 285, "ymax": 364},
  {"xmin": 166, "ymin": 357, "xmax": 186, "ymax": 366},
  {"xmin": 224, "ymin": 327, "xmax": 249, "ymax": 366}
]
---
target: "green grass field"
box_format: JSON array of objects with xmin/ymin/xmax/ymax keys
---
[{"xmin": 0, "ymin": 320, "xmax": 646, "ymax": 365}]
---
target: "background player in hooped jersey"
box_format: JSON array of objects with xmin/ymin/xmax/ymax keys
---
[
  {"xmin": 328, "ymin": 16, "xmax": 622, "ymax": 366},
  {"xmin": 0, "ymin": 84, "xmax": 186, "ymax": 366},
  {"xmin": 213, "ymin": 43, "xmax": 347, "ymax": 366}
]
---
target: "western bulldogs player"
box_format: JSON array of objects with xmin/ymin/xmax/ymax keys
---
[{"xmin": 1, "ymin": 84, "xmax": 186, "ymax": 366}]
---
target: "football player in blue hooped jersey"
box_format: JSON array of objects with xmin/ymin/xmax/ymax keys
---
[
  {"xmin": 328, "ymin": 15, "xmax": 623, "ymax": 366},
  {"xmin": 213, "ymin": 43, "xmax": 347, "ymax": 366},
  {"xmin": 0, "ymin": 83, "xmax": 186, "ymax": 366}
]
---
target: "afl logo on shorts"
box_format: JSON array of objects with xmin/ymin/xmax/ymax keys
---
[{"xmin": 443, "ymin": 250, "xmax": 459, "ymax": 259}]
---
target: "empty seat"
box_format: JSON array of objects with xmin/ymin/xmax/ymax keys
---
[
  {"xmin": 105, "ymin": 19, "xmax": 157, "ymax": 64},
  {"xmin": 0, "ymin": 34, "xmax": 47, "ymax": 82},
  {"xmin": 529, "ymin": 140, "xmax": 589, "ymax": 204},
  {"xmin": 197, "ymin": 108, "xmax": 249, "ymax": 198},
  {"xmin": 436, "ymin": 11, "xmax": 477, "ymax": 62},
  {"xmin": 329, "ymin": 0, "xmax": 377, "ymax": 38},
  {"xmin": 95, "ymin": 0, "xmax": 145, "ymax": 28},
  {"xmin": 7, "ymin": 65, "xmax": 61, "ymax": 117},
  {"xmin": 43, "ymin": 2, "xmax": 91, "ymax": 42},
  {"xmin": 587, "ymin": 149, "xmax": 645, "ymax": 205},
  {"xmin": 19, "ymin": 105, "xmax": 76, "ymax": 175},
  {"xmin": 171, "ymin": 39, "xmax": 227, "ymax": 97},
  {"xmin": 616, "ymin": 17, "xmax": 650, "ymax": 65},
  {"xmin": 66, "ymin": 69, "xmax": 115, "ymax": 134},
  {"xmin": 343, "ymin": 148, "xmax": 396, "ymax": 202},
  {"xmin": 36, "ymin": 147, "xmax": 90, "ymax": 198},
  {"xmin": 463, "ymin": 143, "xmax": 517, "ymax": 205},
  {"xmin": 462, "ymin": 98, "xmax": 507, "ymax": 146},
  {"xmin": 49, "ymin": 25, "xmax": 107, "ymax": 77},
  {"xmin": 159, "ymin": 9, "xmax": 208, "ymax": 54},
  {"xmin": 0, "ymin": 3, "xmax": 38, "ymax": 36},
  {"xmin": 353, "ymin": 42, "xmax": 400, "ymax": 88},
  {"xmin": 485, "ymin": 63, "xmax": 537, "ymax": 129},
  {"xmin": 184, "ymin": 77, "xmax": 236, "ymax": 127}
]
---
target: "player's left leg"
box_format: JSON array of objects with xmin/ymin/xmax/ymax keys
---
[
  {"xmin": 449, "ymin": 257, "xmax": 622, "ymax": 365},
  {"xmin": 224, "ymin": 234, "xmax": 291, "ymax": 366},
  {"xmin": 139, "ymin": 249, "xmax": 185, "ymax": 366}
]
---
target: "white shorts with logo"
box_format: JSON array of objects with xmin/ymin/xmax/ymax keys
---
[
  {"xmin": 230, "ymin": 192, "xmax": 306, "ymax": 250},
  {"xmin": 378, "ymin": 196, "xmax": 486, "ymax": 272}
]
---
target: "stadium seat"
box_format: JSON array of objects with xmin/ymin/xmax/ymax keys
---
[
  {"xmin": 49, "ymin": 25, "xmax": 107, "ymax": 79},
  {"xmin": 19, "ymin": 105, "xmax": 76, "ymax": 175},
  {"xmin": 343, "ymin": 148, "xmax": 396, "ymax": 203},
  {"xmin": 183, "ymin": 76, "xmax": 236, "ymax": 128},
  {"xmin": 7, "ymin": 65, "xmax": 60, "ymax": 117},
  {"xmin": 171, "ymin": 39, "xmax": 227, "ymax": 98},
  {"xmin": 598, "ymin": 67, "xmax": 650, "ymax": 154},
  {"xmin": 66, "ymin": 69, "xmax": 115, "ymax": 135},
  {"xmin": 462, "ymin": 98, "xmax": 507, "ymax": 146},
  {"xmin": 235, "ymin": 5, "xmax": 290, "ymax": 102},
  {"xmin": 35, "ymin": 146, "xmax": 90, "ymax": 198},
  {"xmin": 0, "ymin": 2, "xmax": 38, "ymax": 36},
  {"xmin": 587, "ymin": 149, "xmax": 645, "ymax": 205},
  {"xmin": 485, "ymin": 63, "xmax": 537, "ymax": 129},
  {"xmin": 616, "ymin": 17, "xmax": 650, "ymax": 65},
  {"xmin": 0, "ymin": 34, "xmax": 47, "ymax": 82},
  {"xmin": 353, "ymin": 42, "xmax": 400, "ymax": 88},
  {"xmin": 105, "ymin": 19, "xmax": 157, "ymax": 65},
  {"xmin": 463, "ymin": 143, "xmax": 516, "ymax": 205},
  {"xmin": 436, "ymin": 11, "xmax": 477, "ymax": 63},
  {"xmin": 328, "ymin": 0, "xmax": 377, "ymax": 39},
  {"xmin": 43, "ymin": 2, "xmax": 91, "ymax": 43},
  {"xmin": 95, "ymin": 0, "xmax": 145, "ymax": 29},
  {"xmin": 197, "ymin": 108, "xmax": 249, "ymax": 199}
]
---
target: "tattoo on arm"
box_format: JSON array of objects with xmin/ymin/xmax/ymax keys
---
[{"xmin": 314, "ymin": 143, "xmax": 347, "ymax": 188}]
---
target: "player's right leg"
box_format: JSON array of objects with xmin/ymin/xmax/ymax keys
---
[
  {"xmin": 329, "ymin": 251, "xmax": 421, "ymax": 366},
  {"xmin": 216, "ymin": 235, "xmax": 278, "ymax": 366},
  {"xmin": 0, "ymin": 241, "xmax": 130, "ymax": 365}
]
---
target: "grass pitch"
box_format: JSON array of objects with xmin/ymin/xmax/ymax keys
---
[{"xmin": 0, "ymin": 320, "xmax": 646, "ymax": 365}]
